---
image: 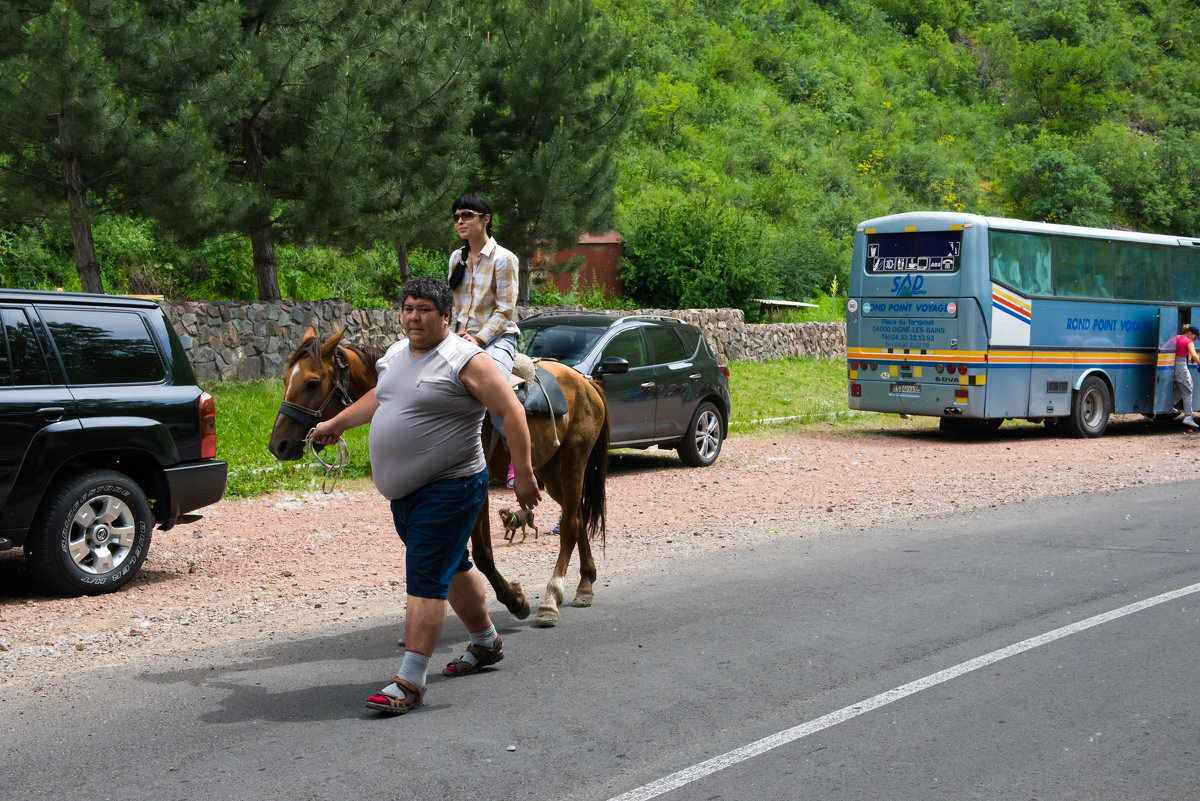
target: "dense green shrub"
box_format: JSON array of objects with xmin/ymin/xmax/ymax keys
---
[
  {"xmin": 1007, "ymin": 149, "xmax": 1113, "ymax": 226},
  {"xmin": 620, "ymin": 196, "xmax": 776, "ymax": 314},
  {"xmin": 876, "ymin": 0, "xmax": 969, "ymax": 34},
  {"xmin": 0, "ymin": 221, "xmax": 74, "ymax": 290}
]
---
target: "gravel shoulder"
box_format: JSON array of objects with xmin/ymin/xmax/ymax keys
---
[{"xmin": 2, "ymin": 415, "xmax": 1195, "ymax": 686}]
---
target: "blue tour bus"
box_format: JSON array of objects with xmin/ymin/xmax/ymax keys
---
[{"xmin": 846, "ymin": 211, "xmax": 1200, "ymax": 437}]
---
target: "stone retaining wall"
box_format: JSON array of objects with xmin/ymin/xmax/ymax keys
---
[{"xmin": 159, "ymin": 299, "xmax": 847, "ymax": 382}]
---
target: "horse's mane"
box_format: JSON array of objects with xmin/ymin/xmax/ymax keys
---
[
  {"xmin": 284, "ymin": 335, "xmax": 386, "ymax": 374},
  {"xmin": 343, "ymin": 341, "xmax": 386, "ymax": 372},
  {"xmin": 284, "ymin": 335, "xmax": 323, "ymax": 371}
]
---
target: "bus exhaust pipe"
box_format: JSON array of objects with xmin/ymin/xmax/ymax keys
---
[{"xmin": 943, "ymin": 407, "xmax": 963, "ymax": 415}]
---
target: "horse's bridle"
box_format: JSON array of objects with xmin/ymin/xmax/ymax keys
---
[{"xmin": 277, "ymin": 348, "xmax": 354, "ymax": 431}]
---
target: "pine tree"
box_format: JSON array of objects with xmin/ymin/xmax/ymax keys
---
[
  {"xmin": 143, "ymin": 0, "xmax": 480, "ymax": 301},
  {"xmin": 0, "ymin": 1, "xmax": 158, "ymax": 294},
  {"xmin": 469, "ymin": 0, "xmax": 634, "ymax": 302}
]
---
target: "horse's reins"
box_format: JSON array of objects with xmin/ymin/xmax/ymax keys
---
[
  {"xmin": 304, "ymin": 426, "xmax": 349, "ymax": 493},
  {"xmin": 278, "ymin": 348, "xmax": 354, "ymax": 493}
]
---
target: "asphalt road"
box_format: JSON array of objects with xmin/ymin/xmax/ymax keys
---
[{"xmin": 4, "ymin": 481, "xmax": 1200, "ymax": 801}]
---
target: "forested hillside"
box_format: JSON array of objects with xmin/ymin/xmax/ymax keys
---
[
  {"xmin": 611, "ymin": 0, "xmax": 1200, "ymax": 311},
  {"xmin": 3, "ymin": 0, "xmax": 1199, "ymax": 315}
]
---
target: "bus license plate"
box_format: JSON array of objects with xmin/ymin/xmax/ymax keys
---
[{"xmin": 891, "ymin": 382, "xmax": 921, "ymax": 395}]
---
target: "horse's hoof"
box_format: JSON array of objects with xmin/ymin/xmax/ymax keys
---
[
  {"xmin": 571, "ymin": 593, "xmax": 593, "ymax": 608},
  {"xmin": 504, "ymin": 582, "xmax": 531, "ymax": 619},
  {"xmin": 533, "ymin": 613, "xmax": 558, "ymax": 627}
]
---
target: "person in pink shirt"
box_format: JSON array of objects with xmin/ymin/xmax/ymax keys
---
[{"xmin": 1173, "ymin": 324, "xmax": 1200, "ymax": 429}]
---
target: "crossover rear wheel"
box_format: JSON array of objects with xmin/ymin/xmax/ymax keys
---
[{"xmin": 678, "ymin": 401, "xmax": 724, "ymax": 466}]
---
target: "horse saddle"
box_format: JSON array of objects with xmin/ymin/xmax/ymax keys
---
[
  {"xmin": 511, "ymin": 353, "xmax": 568, "ymax": 416},
  {"xmin": 489, "ymin": 353, "xmax": 568, "ymax": 448}
]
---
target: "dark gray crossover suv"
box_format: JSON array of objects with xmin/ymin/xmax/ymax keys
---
[
  {"xmin": 0, "ymin": 290, "xmax": 227, "ymax": 595},
  {"xmin": 518, "ymin": 312, "xmax": 731, "ymax": 466}
]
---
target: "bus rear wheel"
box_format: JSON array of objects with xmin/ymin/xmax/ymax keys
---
[{"xmin": 1063, "ymin": 375, "xmax": 1111, "ymax": 438}]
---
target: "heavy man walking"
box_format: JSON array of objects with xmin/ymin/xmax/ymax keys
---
[{"xmin": 311, "ymin": 275, "xmax": 540, "ymax": 714}]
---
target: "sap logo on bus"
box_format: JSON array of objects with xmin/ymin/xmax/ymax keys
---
[{"xmin": 891, "ymin": 275, "xmax": 927, "ymax": 297}]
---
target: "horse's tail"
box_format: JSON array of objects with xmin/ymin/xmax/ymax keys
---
[{"xmin": 579, "ymin": 379, "xmax": 609, "ymax": 548}]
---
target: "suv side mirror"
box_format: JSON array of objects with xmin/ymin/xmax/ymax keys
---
[{"xmin": 594, "ymin": 356, "xmax": 630, "ymax": 378}]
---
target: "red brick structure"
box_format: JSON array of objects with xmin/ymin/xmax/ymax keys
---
[{"xmin": 535, "ymin": 231, "xmax": 624, "ymax": 296}]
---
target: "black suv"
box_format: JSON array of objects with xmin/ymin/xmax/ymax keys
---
[
  {"xmin": 518, "ymin": 312, "xmax": 732, "ymax": 466},
  {"xmin": 0, "ymin": 290, "xmax": 227, "ymax": 595}
]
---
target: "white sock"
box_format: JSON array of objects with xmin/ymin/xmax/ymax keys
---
[
  {"xmin": 383, "ymin": 650, "xmax": 429, "ymax": 694},
  {"xmin": 460, "ymin": 624, "xmax": 498, "ymax": 667}
]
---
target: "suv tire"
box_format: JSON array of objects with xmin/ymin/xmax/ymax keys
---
[
  {"xmin": 26, "ymin": 470, "xmax": 153, "ymax": 596},
  {"xmin": 678, "ymin": 401, "xmax": 723, "ymax": 467}
]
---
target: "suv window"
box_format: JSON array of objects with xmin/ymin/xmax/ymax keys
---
[
  {"xmin": 603, "ymin": 328, "xmax": 648, "ymax": 368},
  {"xmin": 645, "ymin": 326, "xmax": 687, "ymax": 365},
  {"xmin": 40, "ymin": 308, "xmax": 165, "ymax": 384},
  {"xmin": 1, "ymin": 307, "xmax": 51, "ymax": 386},
  {"xmin": 675, "ymin": 325, "xmax": 701, "ymax": 356}
]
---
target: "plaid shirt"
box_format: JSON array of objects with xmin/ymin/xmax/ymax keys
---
[{"xmin": 449, "ymin": 237, "xmax": 520, "ymax": 347}]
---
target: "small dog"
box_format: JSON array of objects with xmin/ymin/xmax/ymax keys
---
[{"xmin": 498, "ymin": 507, "xmax": 538, "ymax": 544}]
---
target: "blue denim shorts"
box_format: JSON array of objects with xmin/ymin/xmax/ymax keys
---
[{"xmin": 389, "ymin": 470, "xmax": 488, "ymax": 599}]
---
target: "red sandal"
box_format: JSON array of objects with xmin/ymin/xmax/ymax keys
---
[
  {"xmin": 442, "ymin": 637, "xmax": 504, "ymax": 677},
  {"xmin": 365, "ymin": 677, "xmax": 425, "ymax": 715}
]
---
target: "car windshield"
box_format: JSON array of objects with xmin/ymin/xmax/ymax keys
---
[{"xmin": 518, "ymin": 324, "xmax": 608, "ymax": 366}]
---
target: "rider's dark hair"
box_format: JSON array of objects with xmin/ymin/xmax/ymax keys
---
[
  {"xmin": 449, "ymin": 193, "xmax": 494, "ymax": 289},
  {"xmin": 402, "ymin": 275, "xmax": 453, "ymax": 316}
]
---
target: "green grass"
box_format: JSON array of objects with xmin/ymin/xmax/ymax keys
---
[
  {"xmin": 204, "ymin": 378, "xmax": 375, "ymax": 499},
  {"xmin": 727, "ymin": 357, "xmax": 850, "ymax": 427},
  {"xmin": 206, "ymin": 356, "xmax": 861, "ymax": 498}
]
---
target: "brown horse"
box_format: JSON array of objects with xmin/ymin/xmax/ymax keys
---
[{"xmin": 267, "ymin": 326, "xmax": 610, "ymax": 626}]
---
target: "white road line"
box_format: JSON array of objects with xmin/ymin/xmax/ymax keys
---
[{"xmin": 607, "ymin": 581, "xmax": 1200, "ymax": 801}]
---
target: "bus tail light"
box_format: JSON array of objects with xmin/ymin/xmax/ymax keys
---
[
  {"xmin": 957, "ymin": 364, "xmax": 968, "ymax": 375},
  {"xmin": 199, "ymin": 391, "xmax": 218, "ymax": 459},
  {"xmin": 851, "ymin": 383, "xmax": 862, "ymax": 397},
  {"xmin": 935, "ymin": 363, "xmax": 945, "ymax": 374},
  {"xmin": 954, "ymin": 389, "xmax": 969, "ymax": 404}
]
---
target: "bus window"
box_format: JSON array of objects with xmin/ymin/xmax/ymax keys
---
[
  {"xmin": 1173, "ymin": 247, "xmax": 1200, "ymax": 302},
  {"xmin": 1114, "ymin": 242, "xmax": 1169, "ymax": 301},
  {"xmin": 865, "ymin": 230, "xmax": 961, "ymax": 273},
  {"xmin": 989, "ymin": 231, "xmax": 1051, "ymax": 296},
  {"xmin": 1054, "ymin": 237, "xmax": 1113, "ymax": 299}
]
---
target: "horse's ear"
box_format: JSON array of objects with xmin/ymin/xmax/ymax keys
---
[
  {"xmin": 321, "ymin": 328, "xmax": 346, "ymax": 359},
  {"xmin": 302, "ymin": 325, "xmax": 318, "ymax": 343}
]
